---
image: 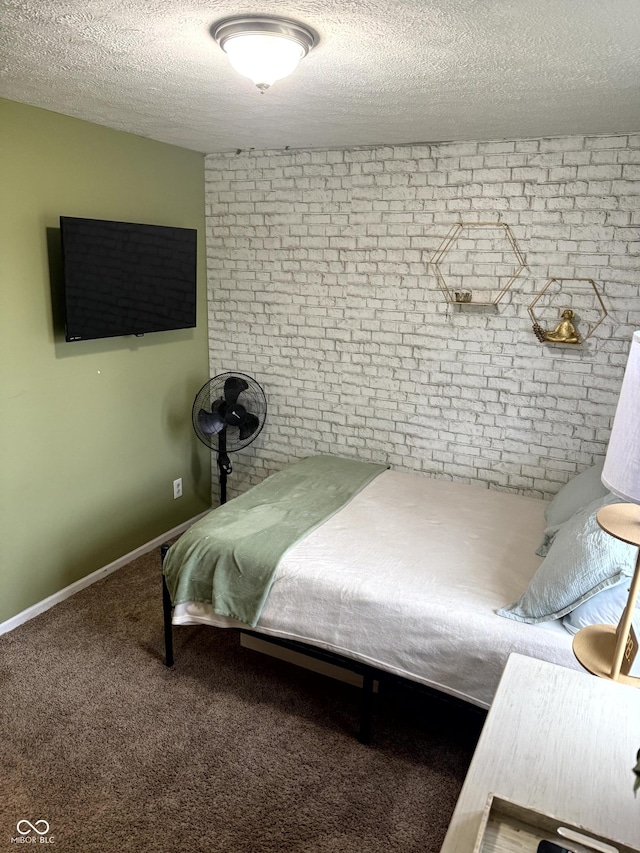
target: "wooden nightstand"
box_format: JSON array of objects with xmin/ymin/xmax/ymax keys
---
[{"xmin": 440, "ymin": 654, "xmax": 640, "ymax": 852}]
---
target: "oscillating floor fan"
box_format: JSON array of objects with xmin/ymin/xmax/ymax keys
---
[{"xmin": 192, "ymin": 372, "xmax": 267, "ymax": 504}]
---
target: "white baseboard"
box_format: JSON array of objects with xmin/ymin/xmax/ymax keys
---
[{"xmin": 0, "ymin": 510, "xmax": 210, "ymax": 638}]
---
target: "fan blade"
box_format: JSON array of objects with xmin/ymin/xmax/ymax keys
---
[
  {"xmin": 197, "ymin": 408, "xmax": 225, "ymax": 436},
  {"xmin": 224, "ymin": 376, "xmax": 249, "ymax": 405},
  {"xmin": 238, "ymin": 412, "xmax": 260, "ymax": 441}
]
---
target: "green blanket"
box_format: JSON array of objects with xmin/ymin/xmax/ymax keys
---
[{"xmin": 163, "ymin": 455, "xmax": 389, "ymax": 627}]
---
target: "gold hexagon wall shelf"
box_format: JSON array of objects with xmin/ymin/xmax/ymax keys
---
[
  {"xmin": 430, "ymin": 221, "xmax": 527, "ymax": 306},
  {"xmin": 528, "ymin": 277, "xmax": 608, "ymax": 346}
]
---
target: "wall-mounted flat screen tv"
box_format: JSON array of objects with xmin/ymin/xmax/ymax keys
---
[{"xmin": 60, "ymin": 216, "xmax": 197, "ymax": 342}]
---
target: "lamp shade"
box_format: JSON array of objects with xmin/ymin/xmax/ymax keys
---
[{"xmin": 602, "ymin": 330, "xmax": 640, "ymax": 502}]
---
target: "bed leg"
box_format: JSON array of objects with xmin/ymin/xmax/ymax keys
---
[
  {"xmin": 161, "ymin": 544, "xmax": 174, "ymax": 668},
  {"xmin": 359, "ymin": 670, "xmax": 375, "ymax": 745}
]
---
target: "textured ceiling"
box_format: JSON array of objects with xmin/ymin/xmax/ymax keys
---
[{"xmin": 1, "ymin": 0, "xmax": 639, "ymax": 154}]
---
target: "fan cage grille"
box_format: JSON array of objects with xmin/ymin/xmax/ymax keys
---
[{"xmin": 192, "ymin": 372, "xmax": 267, "ymax": 452}]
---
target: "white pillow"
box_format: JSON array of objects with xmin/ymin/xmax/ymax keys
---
[{"xmin": 498, "ymin": 494, "xmax": 635, "ymax": 624}]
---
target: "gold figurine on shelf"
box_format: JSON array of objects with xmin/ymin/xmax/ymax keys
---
[{"xmin": 533, "ymin": 308, "xmax": 580, "ymax": 344}]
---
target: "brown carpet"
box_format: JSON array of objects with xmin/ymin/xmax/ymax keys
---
[{"xmin": 0, "ymin": 549, "xmax": 483, "ymax": 852}]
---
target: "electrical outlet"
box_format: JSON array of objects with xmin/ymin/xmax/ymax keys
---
[{"xmin": 173, "ymin": 478, "xmax": 183, "ymax": 499}]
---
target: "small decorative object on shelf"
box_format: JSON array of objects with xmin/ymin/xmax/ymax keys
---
[
  {"xmin": 430, "ymin": 221, "xmax": 526, "ymax": 307},
  {"xmin": 532, "ymin": 308, "xmax": 581, "ymax": 344},
  {"xmin": 528, "ymin": 278, "xmax": 608, "ymax": 346}
]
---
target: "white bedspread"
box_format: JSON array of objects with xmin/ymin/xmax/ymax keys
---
[{"xmin": 173, "ymin": 469, "xmax": 581, "ymax": 708}]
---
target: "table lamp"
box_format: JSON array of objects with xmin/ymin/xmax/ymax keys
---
[{"xmin": 573, "ymin": 330, "xmax": 640, "ymax": 686}]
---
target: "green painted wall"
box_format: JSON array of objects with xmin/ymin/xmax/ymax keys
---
[{"xmin": 0, "ymin": 99, "xmax": 211, "ymax": 624}]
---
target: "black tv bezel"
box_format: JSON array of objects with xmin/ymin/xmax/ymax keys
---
[{"xmin": 59, "ymin": 216, "xmax": 197, "ymax": 343}]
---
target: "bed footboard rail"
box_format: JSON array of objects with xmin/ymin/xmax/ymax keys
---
[{"xmin": 160, "ymin": 543, "xmax": 174, "ymax": 667}]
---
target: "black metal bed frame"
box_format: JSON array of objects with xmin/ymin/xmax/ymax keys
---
[{"xmin": 162, "ymin": 562, "xmax": 377, "ymax": 743}]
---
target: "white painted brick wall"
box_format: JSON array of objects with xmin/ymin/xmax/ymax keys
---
[{"xmin": 204, "ymin": 134, "xmax": 640, "ymax": 501}]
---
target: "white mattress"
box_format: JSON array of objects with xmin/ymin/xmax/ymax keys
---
[{"xmin": 173, "ymin": 469, "xmax": 582, "ymax": 708}]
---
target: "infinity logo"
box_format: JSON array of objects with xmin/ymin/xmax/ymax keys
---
[{"xmin": 16, "ymin": 820, "xmax": 50, "ymax": 836}]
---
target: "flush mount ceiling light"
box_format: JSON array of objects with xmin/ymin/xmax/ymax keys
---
[{"xmin": 212, "ymin": 16, "xmax": 316, "ymax": 92}]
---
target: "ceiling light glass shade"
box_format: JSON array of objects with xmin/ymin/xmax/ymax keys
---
[
  {"xmin": 213, "ymin": 17, "xmax": 316, "ymax": 91},
  {"xmin": 223, "ymin": 34, "xmax": 304, "ymax": 89}
]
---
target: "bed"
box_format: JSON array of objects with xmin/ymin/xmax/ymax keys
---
[{"xmin": 162, "ymin": 454, "xmax": 628, "ymax": 736}]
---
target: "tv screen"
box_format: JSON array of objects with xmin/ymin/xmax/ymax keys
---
[{"xmin": 59, "ymin": 216, "xmax": 197, "ymax": 342}]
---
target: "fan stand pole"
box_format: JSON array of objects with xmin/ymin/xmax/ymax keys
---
[
  {"xmin": 219, "ymin": 464, "xmax": 227, "ymax": 506},
  {"xmin": 217, "ymin": 432, "xmax": 231, "ymax": 505}
]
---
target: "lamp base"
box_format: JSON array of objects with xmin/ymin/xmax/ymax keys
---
[{"xmin": 573, "ymin": 623, "xmax": 640, "ymax": 687}]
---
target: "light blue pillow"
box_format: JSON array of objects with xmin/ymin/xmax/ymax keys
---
[
  {"xmin": 562, "ymin": 580, "xmax": 635, "ymax": 636},
  {"xmin": 499, "ymin": 493, "xmax": 635, "ymax": 624},
  {"xmin": 544, "ymin": 459, "xmax": 608, "ymax": 528},
  {"xmin": 536, "ymin": 519, "xmax": 564, "ymax": 558},
  {"xmin": 537, "ymin": 459, "xmax": 609, "ymax": 556}
]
